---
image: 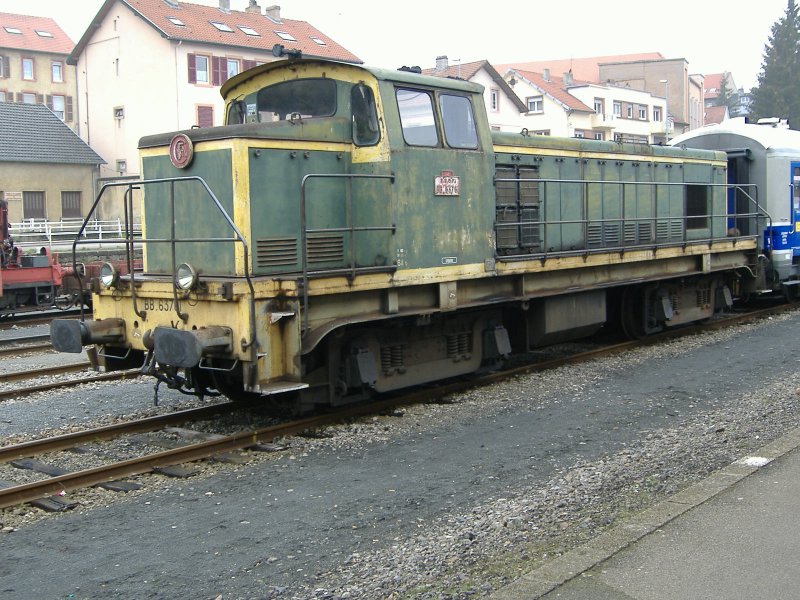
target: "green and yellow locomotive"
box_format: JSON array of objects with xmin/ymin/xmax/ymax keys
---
[{"xmin": 51, "ymin": 55, "xmax": 761, "ymax": 411}]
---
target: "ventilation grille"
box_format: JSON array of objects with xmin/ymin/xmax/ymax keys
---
[
  {"xmin": 256, "ymin": 236, "xmax": 297, "ymax": 268},
  {"xmin": 308, "ymin": 233, "xmax": 344, "ymax": 264},
  {"xmin": 657, "ymin": 220, "xmax": 683, "ymax": 242}
]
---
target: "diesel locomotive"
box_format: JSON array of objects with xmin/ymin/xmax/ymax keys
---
[{"xmin": 50, "ymin": 54, "xmax": 765, "ymax": 411}]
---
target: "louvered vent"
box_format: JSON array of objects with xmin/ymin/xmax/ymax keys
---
[
  {"xmin": 308, "ymin": 233, "xmax": 344, "ymax": 264},
  {"xmin": 256, "ymin": 237, "xmax": 297, "ymax": 268}
]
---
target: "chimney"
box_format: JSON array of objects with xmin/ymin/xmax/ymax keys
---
[
  {"xmin": 542, "ymin": 68, "xmax": 550, "ymax": 81},
  {"xmin": 435, "ymin": 55, "xmax": 449, "ymax": 71},
  {"xmin": 563, "ymin": 71, "xmax": 573, "ymax": 86},
  {"xmin": 245, "ymin": 0, "xmax": 261, "ymax": 14},
  {"xmin": 219, "ymin": 0, "xmax": 230, "ymax": 10},
  {"xmin": 264, "ymin": 4, "xmax": 281, "ymax": 20}
]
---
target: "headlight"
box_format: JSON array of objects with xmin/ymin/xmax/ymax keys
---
[
  {"xmin": 175, "ymin": 262, "xmax": 198, "ymax": 291},
  {"xmin": 99, "ymin": 262, "xmax": 119, "ymax": 288}
]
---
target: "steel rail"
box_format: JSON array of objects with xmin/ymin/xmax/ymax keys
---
[
  {"xmin": 0, "ymin": 302, "xmax": 795, "ymax": 510},
  {"xmin": 0, "ymin": 369, "xmax": 140, "ymax": 402}
]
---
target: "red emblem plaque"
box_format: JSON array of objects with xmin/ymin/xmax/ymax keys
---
[{"xmin": 169, "ymin": 134, "xmax": 194, "ymax": 169}]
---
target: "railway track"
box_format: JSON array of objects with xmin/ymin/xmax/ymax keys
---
[{"xmin": 0, "ymin": 301, "xmax": 795, "ymax": 512}]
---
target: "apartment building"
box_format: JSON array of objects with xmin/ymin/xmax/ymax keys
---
[
  {"xmin": 505, "ymin": 68, "xmax": 669, "ymax": 144},
  {"xmin": 68, "ymin": 0, "xmax": 361, "ymax": 181},
  {"xmin": 0, "ymin": 12, "xmax": 77, "ymax": 131}
]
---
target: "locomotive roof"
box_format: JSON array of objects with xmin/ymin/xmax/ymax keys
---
[
  {"xmin": 220, "ymin": 57, "xmax": 483, "ymax": 99},
  {"xmin": 671, "ymin": 117, "xmax": 800, "ymax": 152}
]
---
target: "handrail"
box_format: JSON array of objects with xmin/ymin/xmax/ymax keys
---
[
  {"xmin": 493, "ymin": 176, "xmax": 769, "ymax": 261},
  {"xmin": 299, "ymin": 172, "xmax": 395, "ymax": 335},
  {"xmin": 66, "ymin": 177, "xmax": 258, "ymax": 360}
]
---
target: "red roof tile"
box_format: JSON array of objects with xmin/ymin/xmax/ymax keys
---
[
  {"xmin": 0, "ymin": 12, "xmax": 74, "ymax": 54},
  {"xmin": 704, "ymin": 104, "xmax": 727, "ymax": 124},
  {"xmin": 71, "ymin": 0, "xmax": 360, "ymax": 63},
  {"xmin": 498, "ymin": 53, "xmax": 665, "ymax": 84},
  {"xmin": 422, "ymin": 59, "xmax": 485, "ymax": 80},
  {"xmin": 512, "ymin": 68, "xmax": 594, "ymax": 112}
]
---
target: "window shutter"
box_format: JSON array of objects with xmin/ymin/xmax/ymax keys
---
[
  {"xmin": 187, "ymin": 53, "xmax": 197, "ymax": 83},
  {"xmin": 197, "ymin": 105, "xmax": 213, "ymax": 128},
  {"xmin": 212, "ymin": 56, "xmax": 225, "ymax": 86},
  {"xmin": 36, "ymin": 94, "xmax": 44, "ymax": 105},
  {"xmin": 66, "ymin": 96, "xmax": 73, "ymax": 122},
  {"xmin": 1, "ymin": 55, "xmax": 9, "ymax": 78},
  {"xmin": 16, "ymin": 92, "xmax": 23, "ymax": 102},
  {"xmin": 46, "ymin": 95, "xmax": 53, "ymax": 109},
  {"xmin": 242, "ymin": 59, "xmax": 256, "ymax": 71}
]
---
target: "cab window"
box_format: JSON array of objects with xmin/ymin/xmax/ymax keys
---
[
  {"xmin": 440, "ymin": 94, "xmax": 478, "ymax": 149},
  {"xmin": 255, "ymin": 78, "xmax": 336, "ymax": 122},
  {"xmin": 352, "ymin": 84, "xmax": 380, "ymax": 146},
  {"xmin": 397, "ymin": 88, "xmax": 438, "ymax": 147}
]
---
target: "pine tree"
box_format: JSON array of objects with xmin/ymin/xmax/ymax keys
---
[{"xmin": 750, "ymin": 0, "xmax": 800, "ymax": 127}]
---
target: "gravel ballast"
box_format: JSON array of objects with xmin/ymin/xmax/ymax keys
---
[{"xmin": 1, "ymin": 311, "xmax": 799, "ymax": 599}]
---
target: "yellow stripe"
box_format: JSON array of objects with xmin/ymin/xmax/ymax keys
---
[{"xmin": 493, "ymin": 144, "xmax": 727, "ymax": 167}]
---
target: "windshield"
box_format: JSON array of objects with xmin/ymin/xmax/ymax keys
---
[{"xmin": 254, "ymin": 78, "xmax": 337, "ymax": 122}]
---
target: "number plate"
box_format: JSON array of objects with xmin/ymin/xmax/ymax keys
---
[
  {"xmin": 142, "ymin": 298, "xmax": 175, "ymax": 312},
  {"xmin": 434, "ymin": 171, "xmax": 460, "ymax": 196}
]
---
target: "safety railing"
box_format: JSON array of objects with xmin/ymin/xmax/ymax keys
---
[
  {"xmin": 493, "ymin": 178, "xmax": 768, "ymax": 261},
  {"xmin": 9, "ymin": 218, "xmax": 141, "ymax": 249},
  {"xmin": 66, "ymin": 178, "xmax": 257, "ymax": 360},
  {"xmin": 299, "ymin": 172, "xmax": 396, "ymax": 334}
]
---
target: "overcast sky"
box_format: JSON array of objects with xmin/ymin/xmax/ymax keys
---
[{"xmin": 2, "ymin": 0, "xmax": 789, "ymax": 90}]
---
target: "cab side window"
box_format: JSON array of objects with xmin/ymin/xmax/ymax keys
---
[
  {"xmin": 396, "ymin": 88, "xmax": 438, "ymax": 147},
  {"xmin": 352, "ymin": 84, "xmax": 380, "ymax": 146},
  {"xmin": 440, "ymin": 94, "xmax": 477, "ymax": 149}
]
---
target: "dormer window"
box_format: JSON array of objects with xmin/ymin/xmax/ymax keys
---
[
  {"xmin": 168, "ymin": 16, "xmax": 185, "ymax": 26},
  {"xmin": 210, "ymin": 21, "xmax": 234, "ymax": 32},
  {"xmin": 274, "ymin": 31, "xmax": 296, "ymax": 41}
]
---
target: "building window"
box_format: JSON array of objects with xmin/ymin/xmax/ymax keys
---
[
  {"xmin": 61, "ymin": 191, "xmax": 81, "ymax": 218},
  {"xmin": 116, "ymin": 159, "xmax": 127, "ymax": 174},
  {"xmin": 593, "ymin": 132, "xmax": 604, "ymax": 140},
  {"xmin": 51, "ymin": 61, "xmax": 63, "ymax": 83},
  {"xmin": 197, "ymin": 105, "xmax": 214, "ymax": 128},
  {"xmin": 490, "ymin": 88, "xmax": 499, "ymax": 112},
  {"xmin": 22, "ymin": 57, "xmax": 34, "ymax": 80},
  {"xmin": 0, "ymin": 55, "xmax": 8, "ymax": 78},
  {"xmin": 239, "ymin": 25, "xmax": 259, "ymax": 36},
  {"xmin": 21, "ymin": 92, "xmax": 36, "ymax": 104},
  {"xmin": 275, "ymin": 31, "xmax": 296, "ymax": 41},
  {"xmin": 168, "ymin": 16, "xmax": 185, "ymax": 26},
  {"xmin": 527, "ymin": 95, "xmax": 543, "ymax": 113},
  {"xmin": 638, "ymin": 105, "xmax": 647, "ymax": 120},
  {"xmin": 653, "ymin": 106, "xmax": 662, "ymax": 121},
  {"xmin": 626, "ymin": 104, "xmax": 633, "ymax": 119},
  {"xmin": 210, "ymin": 21, "xmax": 234, "ymax": 32},
  {"xmin": 594, "ymin": 98, "xmax": 604, "ymax": 114},
  {"xmin": 226, "ymin": 58, "xmax": 240, "ymax": 80},
  {"xmin": 0, "ymin": 91, "xmax": 5, "ymax": 102},
  {"xmin": 310, "ymin": 36, "xmax": 326, "ymax": 46},
  {"xmin": 23, "ymin": 191, "xmax": 45, "ymax": 219},
  {"xmin": 188, "ymin": 54, "xmax": 210, "ymax": 84},
  {"xmin": 613, "ymin": 101, "xmax": 621, "ymax": 117},
  {"xmin": 50, "ymin": 95, "xmax": 65, "ymax": 119}
]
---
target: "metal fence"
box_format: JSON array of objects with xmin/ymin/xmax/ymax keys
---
[{"xmin": 8, "ymin": 218, "xmax": 142, "ymax": 249}]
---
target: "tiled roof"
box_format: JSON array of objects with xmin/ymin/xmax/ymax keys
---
[
  {"xmin": 704, "ymin": 73, "xmax": 725, "ymax": 99},
  {"xmin": 511, "ymin": 68, "xmax": 594, "ymax": 112},
  {"xmin": 70, "ymin": 0, "xmax": 360, "ymax": 64},
  {"xmin": 0, "ymin": 12, "xmax": 74, "ymax": 54},
  {"xmin": 423, "ymin": 59, "xmax": 528, "ymax": 112},
  {"xmin": 0, "ymin": 103, "xmax": 104, "ymax": 165},
  {"xmin": 497, "ymin": 53, "xmax": 665, "ymax": 84},
  {"xmin": 704, "ymin": 104, "xmax": 728, "ymax": 125},
  {"xmin": 422, "ymin": 60, "xmax": 485, "ymax": 80}
]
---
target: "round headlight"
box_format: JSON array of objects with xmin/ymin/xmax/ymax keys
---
[
  {"xmin": 99, "ymin": 262, "xmax": 119, "ymax": 288},
  {"xmin": 175, "ymin": 263, "xmax": 198, "ymax": 291}
]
